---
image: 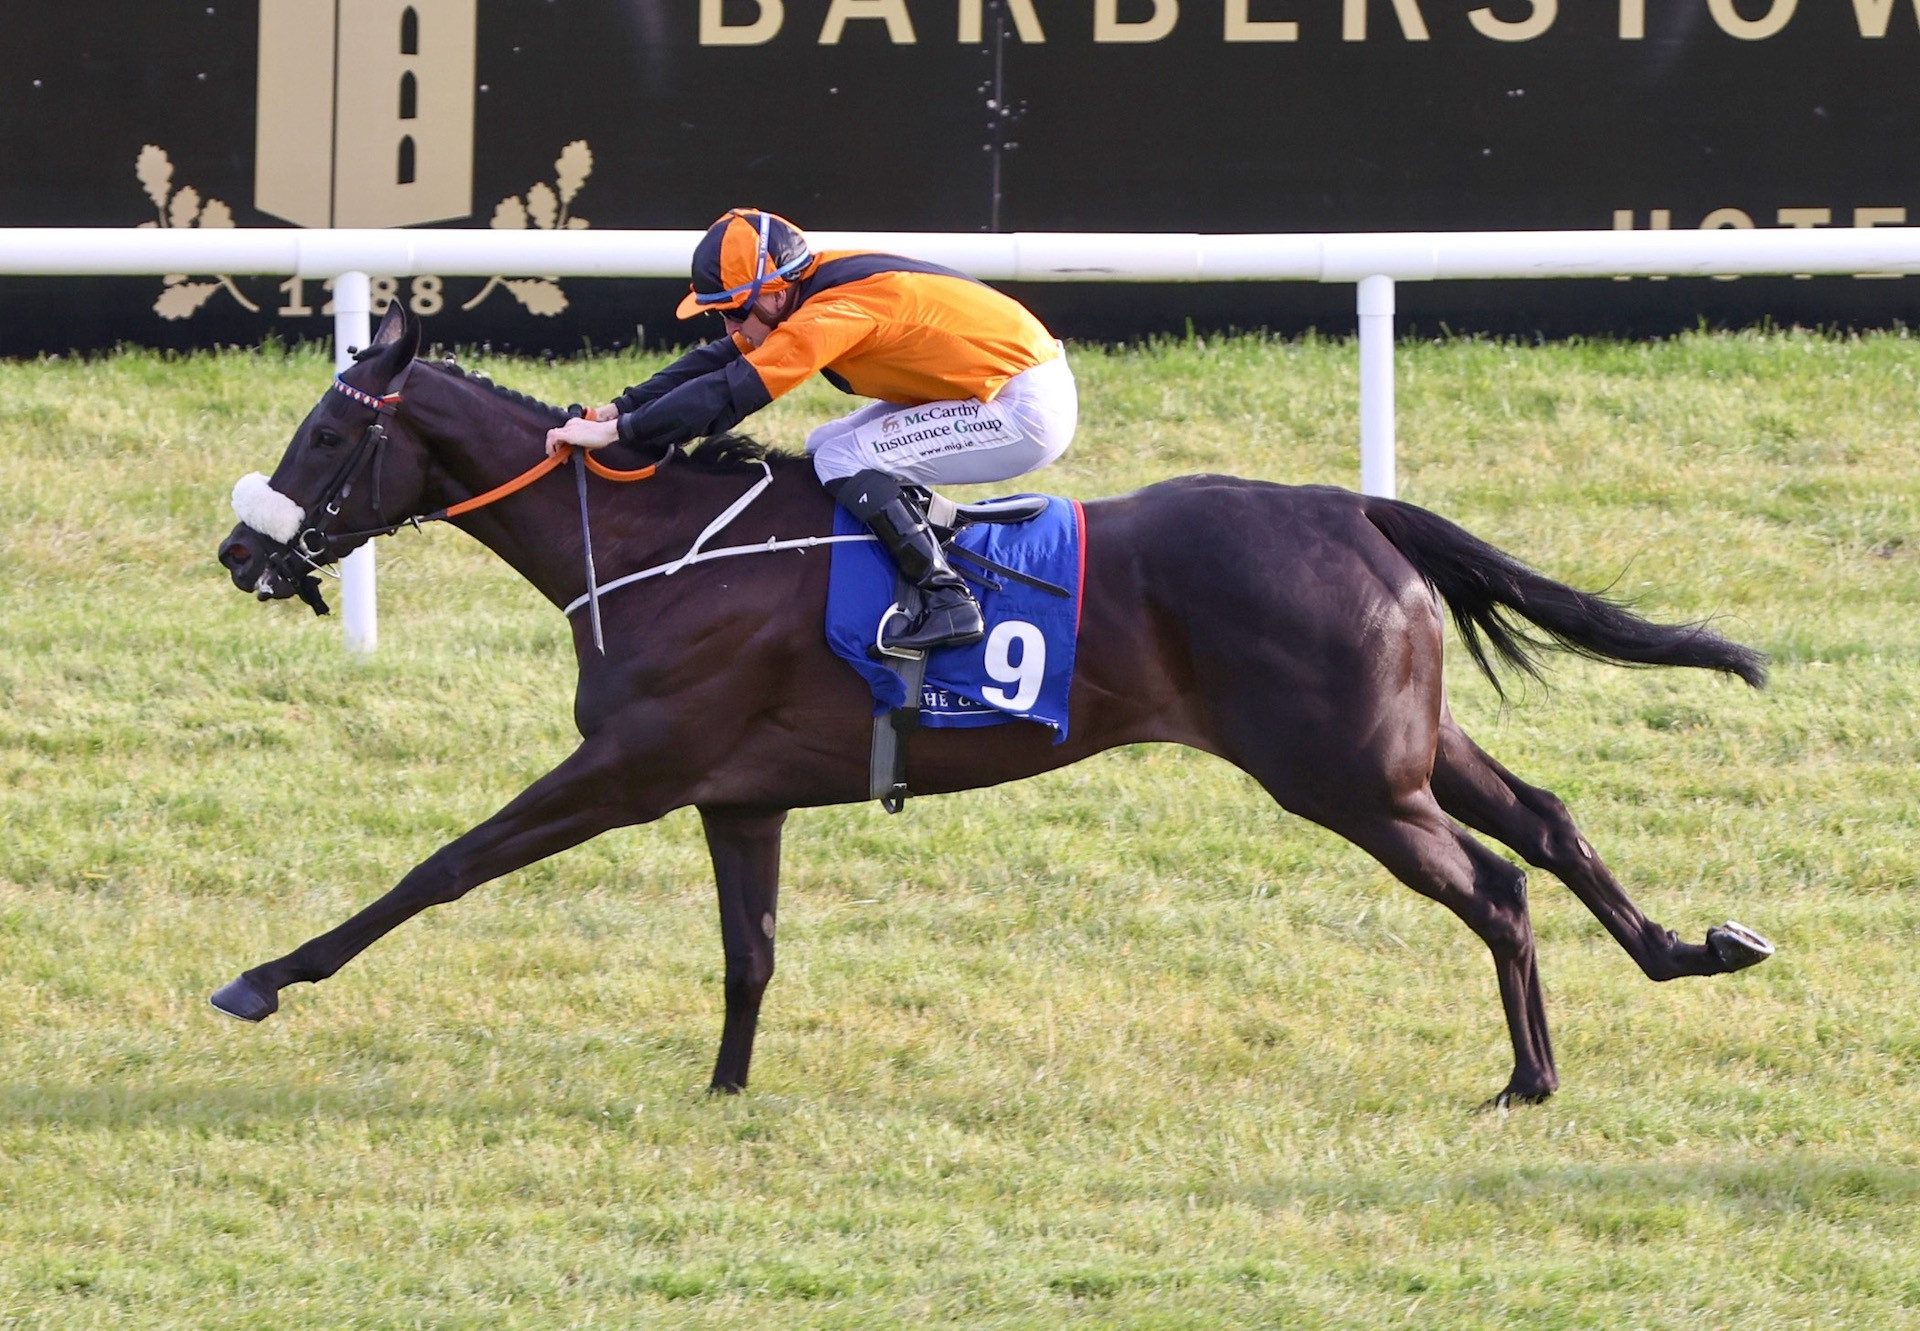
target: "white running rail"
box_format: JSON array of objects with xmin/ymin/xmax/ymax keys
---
[{"xmin": 9, "ymin": 225, "xmax": 1920, "ymax": 651}]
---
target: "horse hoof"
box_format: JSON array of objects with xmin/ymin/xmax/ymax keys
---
[
  {"xmin": 209, "ymin": 974, "xmax": 278, "ymax": 1022},
  {"xmin": 1707, "ymin": 921, "xmax": 1775, "ymax": 971},
  {"xmin": 1477, "ymin": 1083, "xmax": 1555, "ymax": 1113}
]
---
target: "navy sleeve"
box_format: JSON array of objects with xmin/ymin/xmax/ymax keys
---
[
  {"xmin": 613, "ymin": 337, "xmax": 744, "ymax": 414},
  {"xmin": 616, "ymin": 357, "xmax": 774, "ymax": 451}
]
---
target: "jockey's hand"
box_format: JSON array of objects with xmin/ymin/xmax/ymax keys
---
[
  {"xmin": 585, "ymin": 403, "xmax": 619, "ymax": 422},
  {"xmin": 545, "ymin": 414, "xmax": 620, "ymax": 456}
]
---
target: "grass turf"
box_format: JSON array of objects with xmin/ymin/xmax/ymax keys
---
[{"xmin": 1, "ymin": 329, "xmax": 1917, "ymax": 1327}]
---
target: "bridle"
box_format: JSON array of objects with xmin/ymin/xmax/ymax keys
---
[
  {"xmin": 252, "ymin": 365, "xmax": 413, "ymax": 611},
  {"xmin": 260, "ymin": 361, "xmax": 667, "ymax": 629},
  {"xmin": 291, "ymin": 367, "xmax": 414, "ymax": 553}
]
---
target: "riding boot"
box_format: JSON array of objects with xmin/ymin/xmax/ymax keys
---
[{"xmin": 832, "ymin": 470, "xmax": 985, "ymax": 653}]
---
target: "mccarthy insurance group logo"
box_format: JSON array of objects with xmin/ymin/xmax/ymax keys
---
[{"xmin": 137, "ymin": 0, "xmax": 595, "ymax": 323}]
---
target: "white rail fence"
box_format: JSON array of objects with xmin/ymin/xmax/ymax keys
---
[{"xmin": 8, "ymin": 225, "xmax": 1920, "ymax": 651}]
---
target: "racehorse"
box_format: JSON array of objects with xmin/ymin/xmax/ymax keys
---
[{"xmin": 212, "ymin": 305, "xmax": 1775, "ymax": 1107}]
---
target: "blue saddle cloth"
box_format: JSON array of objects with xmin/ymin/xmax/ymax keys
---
[{"xmin": 827, "ymin": 496, "xmax": 1084, "ymax": 743}]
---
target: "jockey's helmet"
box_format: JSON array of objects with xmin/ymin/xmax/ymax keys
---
[{"xmin": 675, "ymin": 209, "xmax": 814, "ymax": 319}]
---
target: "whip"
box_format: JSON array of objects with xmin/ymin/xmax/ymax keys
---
[{"xmin": 566, "ymin": 404, "xmax": 606, "ymax": 655}]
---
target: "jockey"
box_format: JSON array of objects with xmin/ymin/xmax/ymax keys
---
[{"xmin": 545, "ymin": 208, "xmax": 1076, "ymax": 653}]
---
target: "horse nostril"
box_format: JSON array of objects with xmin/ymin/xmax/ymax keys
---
[{"xmin": 220, "ymin": 539, "xmax": 253, "ymax": 570}]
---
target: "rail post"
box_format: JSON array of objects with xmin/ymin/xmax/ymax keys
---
[
  {"xmin": 332, "ymin": 270, "xmax": 377, "ymax": 654},
  {"xmin": 1357, "ymin": 274, "xmax": 1396, "ymax": 498}
]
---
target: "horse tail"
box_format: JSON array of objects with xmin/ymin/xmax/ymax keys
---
[{"xmin": 1362, "ymin": 497, "xmax": 1768, "ymax": 696}]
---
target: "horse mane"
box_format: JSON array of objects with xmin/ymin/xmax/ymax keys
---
[
  {"xmin": 420, "ymin": 357, "xmax": 803, "ymax": 473},
  {"xmin": 680, "ymin": 432, "xmax": 804, "ymax": 472},
  {"xmin": 419, "ymin": 358, "xmax": 568, "ymax": 424}
]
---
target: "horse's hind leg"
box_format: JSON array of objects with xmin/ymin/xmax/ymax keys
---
[
  {"xmin": 1430, "ymin": 716, "xmax": 1774, "ymax": 980},
  {"xmin": 1310, "ymin": 793, "xmax": 1560, "ymax": 1104},
  {"xmin": 1247, "ymin": 750, "xmax": 1560, "ymax": 1104},
  {"xmin": 699, "ymin": 806, "xmax": 785, "ymax": 1094},
  {"xmin": 1198, "ymin": 611, "xmax": 1554, "ymax": 1099}
]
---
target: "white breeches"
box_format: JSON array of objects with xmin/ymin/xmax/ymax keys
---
[{"xmin": 806, "ymin": 349, "xmax": 1077, "ymax": 487}]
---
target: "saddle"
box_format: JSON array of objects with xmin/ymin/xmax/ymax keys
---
[
  {"xmin": 920, "ymin": 489, "xmax": 1051, "ymax": 534},
  {"xmin": 882, "ymin": 488, "xmax": 1062, "ymax": 649}
]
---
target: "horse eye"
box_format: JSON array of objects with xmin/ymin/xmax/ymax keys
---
[{"xmin": 313, "ymin": 428, "xmax": 342, "ymax": 449}]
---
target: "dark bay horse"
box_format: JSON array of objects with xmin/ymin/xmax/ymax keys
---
[{"xmin": 213, "ymin": 305, "xmax": 1775, "ymax": 1106}]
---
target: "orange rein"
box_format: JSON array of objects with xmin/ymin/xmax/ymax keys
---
[{"xmin": 439, "ymin": 445, "xmax": 661, "ymax": 520}]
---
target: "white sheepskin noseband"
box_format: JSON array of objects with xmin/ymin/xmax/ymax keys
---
[{"xmin": 231, "ymin": 473, "xmax": 305, "ymax": 545}]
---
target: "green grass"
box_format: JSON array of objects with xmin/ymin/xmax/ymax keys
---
[{"xmin": 3, "ymin": 329, "xmax": 1919, "ymax": 1328}]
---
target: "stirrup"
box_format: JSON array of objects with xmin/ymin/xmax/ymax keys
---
[
  {"xmin": 881, "ymin": 591, "xmax": 984, "ymax": 654},
  {"xmin": 872, "ymin": 601, "xmax": 926, "ymax": 661}
]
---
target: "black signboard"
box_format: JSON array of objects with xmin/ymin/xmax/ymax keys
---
[{"xmin": 3, "ymin": 0, "xmax": 1917, "ymax": 354}]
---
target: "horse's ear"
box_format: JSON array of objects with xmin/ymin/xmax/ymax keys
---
[
  {"xmin": 358, "ymin": 303, "xmax": 421, "ymax": 392},
  {"xmin": 367, "ymin": 302, "xmax": 419, "ymax": 357}
]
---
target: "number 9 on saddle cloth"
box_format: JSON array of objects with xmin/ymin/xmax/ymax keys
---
[{"xmin": 826, "ymin": 492, "xmax": 1085, "ymax": 741}]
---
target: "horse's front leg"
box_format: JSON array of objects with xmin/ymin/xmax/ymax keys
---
[
  {"xmin": 210, "ymin": 729, "xmax": 654, "ymax": 1022},
  {"xmin": 700, "ymin": 806, "xmax": 787, "ymax": 1093}
]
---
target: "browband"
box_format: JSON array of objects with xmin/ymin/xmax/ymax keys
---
[{"xmin": 331, "ymin": 376, "xmax": 402, "ymax": 414}]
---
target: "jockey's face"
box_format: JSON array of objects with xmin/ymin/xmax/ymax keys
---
[{"xmin": 722, "ymin": 288, "xmax": 796, "ymax": 346}]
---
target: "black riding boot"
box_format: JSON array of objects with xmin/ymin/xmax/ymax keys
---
[{"xmin": 832, "ymin": 470, "xmax": 985, "ymax": 653}]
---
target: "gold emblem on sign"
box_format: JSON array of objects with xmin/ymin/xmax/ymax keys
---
[
  {"xmin": 132, "ymin": 2, "xmax": 594, "ymax": 326},
  {"xmin": 462, "ymin": 140, "xmax": 595, "ymax": 317},
  {"xmin": 136, "ymin": 146, "xmax": 261, "ymax": 321},
  {"xmin": 255, "ymin": 0, "xmax": 476, "ymax": 230}
]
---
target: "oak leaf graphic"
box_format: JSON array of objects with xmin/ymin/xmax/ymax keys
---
[
  {"xmin": 135, "ymin": 145, "xmax": 256, "ymax": 320},
  {"xmin": 168, "ymin": 186, "xmax": 202, "ymax": 232},
  {"xmin": 505, "ymin": 279, "xmax": 569, "ymax": 316},
  {"xmin": 491, "ymin": 196, "xmax": 528, "ymax": 230},
  {"xmin": 527, "ymin": 181, "xmax": 559, "ymax": 232},
  {"xmin": 464, "ymin": 140, "xmax": 594, "ymax": 316},
  {"xmin": 555, "ymin": 140, "xmax": 592, "ymax": 205},
  {"xmin": 156, "ymin": 282, "xmax": 222, "ymax": 320},
  {"xmin": 136, "ymin": 144, "xmax": 173, "ymax": 211}
]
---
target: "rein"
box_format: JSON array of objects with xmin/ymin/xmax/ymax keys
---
[
  {"xmin": 314, "ymin": 380, "xmax": 665, "ymax": 545},
  {"xmin": 282, "ymin": 369, "xmax": 887, "ymax": 644},
  {"xmin": 438, "ymin": 438, "xmax": 664, "ymax": 521},
  {"xmin": 274, "ymin": 375, "xmax": 667, "ymax": 628}
]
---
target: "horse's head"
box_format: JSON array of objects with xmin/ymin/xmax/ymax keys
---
[{"xmin": 217, "ymin": 304, "xmax": 435, "ymax": 612}]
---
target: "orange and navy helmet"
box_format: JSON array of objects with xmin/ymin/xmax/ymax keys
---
[{"xmin": 674, "ymin": 208, "xmax": 815, "ymax": 319}]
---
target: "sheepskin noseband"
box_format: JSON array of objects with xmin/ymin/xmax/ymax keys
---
[{"xmin": 231, "ymin": 473, "xmax": 305, "ymax": 545}]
